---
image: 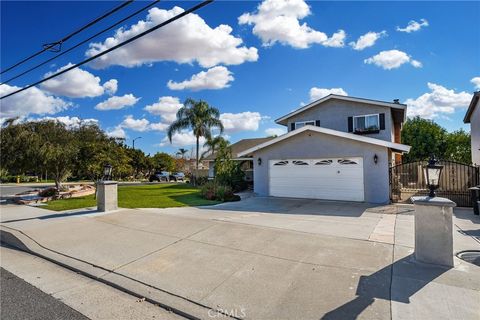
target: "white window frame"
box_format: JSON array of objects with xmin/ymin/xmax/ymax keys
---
[
  {"xmin": 353, "ymin": 113, "xmax": 380, "ymax": 133},
  {"xmin": 294, "ymin": 120, "xmax": 315, "ymax": 129}
]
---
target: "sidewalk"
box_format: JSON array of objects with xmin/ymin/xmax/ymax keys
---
[{"xmin": 1, "ymin": 200, "xmax": 479, "ymax": 319}]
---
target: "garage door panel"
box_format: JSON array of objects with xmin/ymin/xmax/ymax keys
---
[{"xmin": 268, "ymin": 158, "xmax": 364, "ymax": 202}]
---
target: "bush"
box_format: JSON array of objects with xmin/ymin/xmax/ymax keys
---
[
  {"xmin": 39, "ymin": 187, "xmax": 56, "ymax": 197},
  {"xmin": 200, "ymin": 181, "xmax": 240, "ymax": 202}
]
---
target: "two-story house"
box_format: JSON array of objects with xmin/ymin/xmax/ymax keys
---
[
  {"xmin": 238, "ymin": 94, "xmax": 411, "ymax": 204},
  {"xmin": 463, "ymin": 91, "xmax": 479, "ymax": 166}
]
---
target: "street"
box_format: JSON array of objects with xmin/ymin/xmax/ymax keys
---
[{"xmin": 0, "ymin": 267, "xmax": 89, "ymax": 320}]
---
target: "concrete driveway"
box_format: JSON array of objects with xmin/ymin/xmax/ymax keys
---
[{"xmin": 1, "ymin": 197, "xmax": 479, "ymax": 319}]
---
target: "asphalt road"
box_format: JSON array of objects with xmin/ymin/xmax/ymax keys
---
[
  {"xmin": 0, "ymin": 268, "xmax": 89, "ymax": 320},
  {"xmin": 0, "ymin": 185, "xmax": 47, "ymax": 197}
]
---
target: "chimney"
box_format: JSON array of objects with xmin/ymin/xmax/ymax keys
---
[{"xmin": 393, "ymin": 99, "xmax": 400, "ymax": 104}]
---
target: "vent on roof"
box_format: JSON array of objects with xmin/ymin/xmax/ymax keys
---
[{"xmin": 393, "ymin": 99, "xmax": 400, "ymax": 104}]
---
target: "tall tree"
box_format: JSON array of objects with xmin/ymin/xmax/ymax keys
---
[
  {"xmin": 151, "ymin": 152, "xmax": 175, "ymax": 172},
  {"xmin": 444, "ymin": 129, "xmax": 471, "ymax": 164},
  {"xmin": 202, "ymin": 136, "xmax": 227, "ymax": 159},
  {"xmin": 176, "ymin": 148, "xmax": 188, "ymax": 159},
  {"xmin": 401, "ymin": 117, "xmax": 447, "ymax": 162},
  {"xmin": 167, "ymin": 98, "xmax": 224, "ymax": 182}
]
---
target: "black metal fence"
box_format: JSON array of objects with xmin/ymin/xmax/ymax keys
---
[{"xmin": 390, "ymin": 160, "xmax": 480, "ymax": 207}]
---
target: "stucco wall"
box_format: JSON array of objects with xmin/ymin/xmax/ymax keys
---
[
  {"xmin": 471, "ymin": 100, "xmax": 480, "ymax": 166},
  {"xmin": 285, "ymin": 99, "xmax": 394, "ymax": 142},
  {"xmin": 252, "ymin": 130, "xmax": 390, "ymax": 204}
]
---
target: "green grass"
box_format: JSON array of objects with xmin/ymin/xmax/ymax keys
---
[{"xmin": 44, "ymin": 183, "xmax": 220, "ymax": 211}]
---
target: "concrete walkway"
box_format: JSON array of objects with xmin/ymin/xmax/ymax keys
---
[{"xmin": 1, "ymin": 197, "xmax": 479, "ymax": 319}]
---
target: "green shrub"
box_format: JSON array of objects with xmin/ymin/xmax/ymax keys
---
[{"xmin": 200, "ymin": 181, "xmax": 240, "ymax": 202}]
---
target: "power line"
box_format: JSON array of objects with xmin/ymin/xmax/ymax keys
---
[
  {"xmin": 0, "ymin": 0, "xmax": 213, "ymax": 100},
  {"xmin": 0, "ymin": 0, "xmax": 133, "ymax": 75},
  {"xmin": 1, "ymin": 0, "xmax": 160, "ymax": 85}
]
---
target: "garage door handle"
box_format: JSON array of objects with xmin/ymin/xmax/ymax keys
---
[{"xmin": 337, "ymin": 171, "xmax": 340, "ymax": 174}]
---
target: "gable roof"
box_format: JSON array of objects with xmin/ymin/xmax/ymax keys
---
[
  {"xmin": 275, "ymin": 94, "xmax": 407, "ymax": 125},
  {"xmin": 204, "ymin": 137, "xmax": 275, "ymax": 160},
  {"xmin": 463, "ymin": 91, "xmax": 480, "ymax": 123},
  {"xmin": 237, "ymin": 125, "xmax": 411, "ymax": 157}
]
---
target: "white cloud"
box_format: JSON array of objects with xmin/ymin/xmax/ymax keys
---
[
  {"xmin": 220, "ymin": 111, "xmax": 262, "ymax": 133},
  {"xmin": 117, "ymin": 115, "xmax": 169, "ymax": 133},
  {"xmin": 159, "ymin": 130, "xmax": 206, "ymax": 147},
  {"xmin": 364, "ymin": 50, "xmax": 422, "ymax": 70},
  {"xmin": 32, "ymin": 116, "xmax": 98, "ymax": 128},
  {"xmin": 471, "ymin": 77, "xmax": 480, "ymax": 90},
  {"xmin": 95, "ymin": 94, "xmax": 139, "ymax": 110},
  {"xmin": 349, "ymin": 31, "xmax": 386, "ymax": 50},
  {"xmin": 265, "ymin": 127, "xmax": 286, "ymax": 136},
  {"xmin": 0, "ymin": 84, "xmax": 70, "ymax": 119},
  {"xmin": 406, "ymin": 83, "xmax": 472, "ymax": 119},
  {"xmin": 167, "ymin": 66, "xmax": 234, "ymax": 91},
  {"xmin": 396, "ymin": 19, "xmax": 429, "ymax": 33},
  {"xmin": 103, "ymin": 79, "xmax": 118, "ymax": 95},
  {"xmin": 86, "ymin": 6, "xmax": 258, "ymax": 69},
  {"xmin": 40, "ymin": 63, "xmax": 116, "ymax": 98},
  {"xmin": 239, "ymin": 0, "xmax": 345, "ymax": 49},
  {"xmin": 309, "ymin": 87, "xmax": 348, "ymax": 101},
  {"xmin": 120, "ymin": 115, "xmax": 150, "ymax": 132},
  {"xmin": 106, "ymin": 126, "xmax": 126, "ymax": 139},
  {"xmin": 144, "ymin": 96, "xmax": 183, "ymax": 123}
]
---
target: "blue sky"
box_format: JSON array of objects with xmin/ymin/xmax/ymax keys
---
[{"xmin": 1, "ymin": 1, "xmax": 479, "ymax": 155}]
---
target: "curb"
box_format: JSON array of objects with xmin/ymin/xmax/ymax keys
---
[{"xmin": 0, "ymin": 225, "xmax": 239, "ymax": 320}]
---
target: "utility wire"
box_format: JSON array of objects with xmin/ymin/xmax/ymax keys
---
[
  {"xmin": 0, "ymin": 0, "xmax": 213, "ymax": 100},
  {"xmin": 1, "ymin": 0, "xmax": 160, "ymax": 85},
  {"xmin": 0, "ymin": 0, "xmax": 133, "ymax": 75}
]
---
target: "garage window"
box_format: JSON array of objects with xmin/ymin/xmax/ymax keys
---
[
  {"xmin": 353, "ymin": 114, "xmax": 380, "ymax": 133},
  {"xmin": 273, "ymin": 160, "xmax": 289, "ymax": 166},
  {"xmin": 315, "ymin": 160, "xmax": 333, "ymax": 165},
  {"xmin": 293, "ymin": 160, "xmax": 309, "ymax": 165},
  {"xmin": 338, "ymin": 159, "xmax": 358, "ymax": 165}
]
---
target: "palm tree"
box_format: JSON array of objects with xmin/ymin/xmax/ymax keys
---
[
  {"xmin": 167, "ymin": 98, "xmax": 224, "ymax": 183},
  {"xmin": 202, "ymin": 136, "xmax": 227, "ymax": 159},
  {"xmin": 176, "ymin": 148, "xmax": 188, "ymax": 159}
]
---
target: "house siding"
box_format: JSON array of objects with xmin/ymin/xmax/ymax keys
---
[
  {"xmin": 285, "ymin": 99, "xmax": 394, "ymax": 142},
  {"xmin": 252, "ymin": 130, "xmax": 390, "ymax": 204},
  {"xmin": 471, "ymin": 99, "xmax": 480, "ymax": 165}
]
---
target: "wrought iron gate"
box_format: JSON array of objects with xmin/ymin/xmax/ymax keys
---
[{"xmin": 390, "ymin": 160, "xmax": 480, "ymax": 207}]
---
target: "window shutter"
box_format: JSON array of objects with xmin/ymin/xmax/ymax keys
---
[
  {"xmin": 315, "ymin": 120, "xmax": 321, "ymax": 127},
  {"xmin": 379, "ymin": 113, "xmax": 385, "ymax": 130},
  {"xmin": 348, "ymin": 117, "xmax": 353, "ymax": 132},
  {"xmin": 290, "ymin": 123, "xmax": 295, "ymax": 131}
]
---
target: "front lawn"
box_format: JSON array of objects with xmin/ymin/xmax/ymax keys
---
[{"xmin": 44, "ymin": 183, "xmax": 220, "ymax": 211}]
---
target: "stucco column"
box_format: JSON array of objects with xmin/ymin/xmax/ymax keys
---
[
  {"xmin": 97, "ymin": 181, "xmax": 118, "ymax": 212},
  {"xmin": 411, "ymin": 196, "xmax": 456, "ymax": 267}
]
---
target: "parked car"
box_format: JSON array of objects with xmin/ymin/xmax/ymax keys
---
[
  {"xmin": 149, "ymin": 171, "xmax": 170, "ymax": 182},
  {"xmin": 169, "ymin": 172, "xmax": 185, "ymax": 182}
]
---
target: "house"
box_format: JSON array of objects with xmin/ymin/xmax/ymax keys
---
[
  {"xmin": 237, "ymin": 94, "xmax": 411, "ymax": 204},
  {"xmin": 206, "ymin": 137, "xmax": 275, "ymax": 184},
  {"xmin": 463, "ymin": 91, "xmax": 480, "ymax": 166}
]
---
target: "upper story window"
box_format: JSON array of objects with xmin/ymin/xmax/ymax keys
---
[
  {"xmin": 295, "ymin": 120, "xmax": 315, "ymax": 129},
  {"xmin": 353, "ymin": 114, "xmax": 380, "ymax": 133}
]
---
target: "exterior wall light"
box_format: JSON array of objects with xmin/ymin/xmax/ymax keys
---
[
  {"xmin": 257, "ymin": 157, "xmax": 262, "ymax": 166},
  {"xmin": 103, "ymin": 164, "xmax": 113, "ymax": 181},
  {"xmin": 373, "ymin": 154, "xmax": 378, "ymax": 164},
  {"xmin": 423, "ymin": 156, "xmax": 443, "ymax": 197}
]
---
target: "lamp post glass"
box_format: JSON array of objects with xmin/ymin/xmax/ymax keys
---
[
  {"xmin": 423, "ymin": 158, "xmax": 443, "ymax": 197},
  {"xmin": 103, "ymin": 164, "xmax": 113, "ymax": 181}
]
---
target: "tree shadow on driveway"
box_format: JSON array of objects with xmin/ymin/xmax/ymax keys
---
[{"xmin": 321, "ymin": 254, "xmax": 451, "ymax": 320}]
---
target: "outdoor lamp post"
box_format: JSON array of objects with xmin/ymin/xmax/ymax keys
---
[
  {"xmin": 423, "ymin": 156, "xmax": 443, "ymax": 197},
  {"xmin": 103, "ymin": 164, "xmax": 113, "ymax": 181}
]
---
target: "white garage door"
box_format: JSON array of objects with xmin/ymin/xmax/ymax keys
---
[{"xmin": 269, "ymin": 158, "xmax": 364, "ymax": 202}]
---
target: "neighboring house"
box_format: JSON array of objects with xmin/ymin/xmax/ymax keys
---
[
  {"xmin": 206, "ymin": 137, "xmax": 275, "ymax": 183},
  {"xmin": 463, "ymin": 91, "xmax": 480, "ymax": 166},
  {"xmin": 237, "ymin": 94, "xmax": 411, "ymax": 204}
]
